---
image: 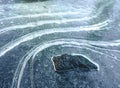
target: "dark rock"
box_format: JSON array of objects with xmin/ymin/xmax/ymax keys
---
[{"xmin": 51, "ymin": 54, "xmax": 99, "ymax": 73}]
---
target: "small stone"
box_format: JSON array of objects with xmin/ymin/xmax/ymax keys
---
[{"xmin": 51, "ymin": 54, "xmax": 99, "ymax": 73}]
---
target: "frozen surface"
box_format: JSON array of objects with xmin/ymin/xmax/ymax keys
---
[{"xmin": 0, "ymin": 0, "xmax": 120, "ymax": 88}]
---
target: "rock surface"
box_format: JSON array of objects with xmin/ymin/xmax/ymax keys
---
[{"xmin": 52, "ymin": 54, "xmax": 99, "ymax": 73}]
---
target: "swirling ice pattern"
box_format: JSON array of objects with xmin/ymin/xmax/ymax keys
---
[{"xmin": 0, "ymin": 0, "xmax": 120, "ymax": 88}]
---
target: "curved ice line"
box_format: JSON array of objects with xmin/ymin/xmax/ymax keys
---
[
  {"xmin": 88, "ymin": 45, "xmax": 120, "ymax": 60},
  {"xmin": 61, "ymin": 45, "xmax": 120, "ymax": 62},
  {"xmin": 0, "ymin": 20, "xmax": 109, "ymax": 57},
  {"xmin": 90, "ymin": 44, "xmax": 120, "ymax": 53},
  {"xmin": 87, "ymin": 45, "xmax": 120, "ymax": 59},
  {"xmin": 63, "ymin": 43, "xmax": 120, "ymax": 59},
  {"xmin": 0, "ymin": 11, "xmax": 81, "ymax": 21},
  {"xmin": 0, "ymin": 16, "xmax": 97, "ymax": 35},
  {"xmin": 90, "ymin": 41, "xmax": 120, "ymax": 47}
]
